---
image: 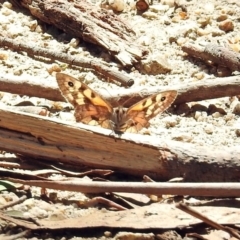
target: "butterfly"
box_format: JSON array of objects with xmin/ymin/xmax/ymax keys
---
[{"xmin": 56, "ymin": 73, "xmax": 177, "ymax": 133}]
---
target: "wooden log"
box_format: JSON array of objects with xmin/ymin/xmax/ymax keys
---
[
  {"xmin": 0, "ymin": 108, "xmax": 240, "ymax": 182},
  {"xmin": 9, "ymin": 0, "xmax": 147, "ymax": 66}
]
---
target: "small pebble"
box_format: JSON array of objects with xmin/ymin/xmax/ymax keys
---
[
  {"xmin": 142, "ymin": 11, "xmax": 158, "ymax": 19},
  {"xmin": 235, "ymin": 129, "xmax": 240, "ymax": 137},
  {"xmin": 108, "ymin": 0, "xmax": 125, "ymax": 12},
  {"xmin": 161, "ymin": 0, "xmax": 175, "ymax": 8},
  {"xmin": 141, "ymin": 54, "xmax": 172, "ymax": 74},
  {"xmin": 218, "ymin": 19, "xmax": 234, "ymax": 32},
  {"xmin": 233, "ymin": 103, "xmax": 240, "ymax": 115},
  {"xmin": 194, "ymin": 111, "xmax": 202, "ymax": 121},
  {"xmin": 104, "ymin": 231, "xmax": 112, "ymax": 237},
  {"xmin": 224, "ymin": 113, "xmax": 235, "ymax": 122},
  {"xmin": 59, "ymin": 112, "xmax": 75, "ymax": 122},
  {"xmin": 212, "ymin": 112, "xmax": 223, "ymax": 118},
  {"xmin": 204, "ymin": 125, "xmax": 214, "ymax": 134},
  {"xmin": 47, "ymin": 64, "xmax": 61, "ymax": 74},
  {"xmin": 69, "ymin": 38, "xmax": 80, "ymax": 48},
  {"xmin": 197, "ymin": 16, "xmax": 211, "ymax": 28},
  {"xmin": 216, "ymin": 14, "xmax": 228, "ymax": 22},
  {"xmin": 2, "ymin": 2, "xmax": 12, "ymax": 8},
  {"xmin": 172, "ymin": 134, "xmax": 193, "ymax": 142},
  {"xmin": 193, "ymin": 72, "xmax": 205, "ymax": 80},
  {"xmin": 1, "ymin": 6, "xmax": 12, "ymax": 16},
  {"xmin": 149, "ymin": 4, "xmax": 169, "ymax": 13}
]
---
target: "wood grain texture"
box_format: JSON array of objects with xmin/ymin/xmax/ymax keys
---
[{"xmin": 0, "ymin": 108, "xmax": 240, "ymax": 181}]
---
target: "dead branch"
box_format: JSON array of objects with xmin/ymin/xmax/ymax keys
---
[
  {"xmin": 5, "ymin": 178, "xmax": 240, "ymax": 197},
  {"xmin": 0, "ymin": 108, "xmax": 240, "ymax": 182},
  {"xmin": 111, "ymin": 74, "xmax": 240, "ymax": 106},
  {"xmin": 1, "ymin": 73, "xmax": 240, "ymax": 106},
  {"xmin": 9, "ymin": 0, "xmax": 147, "ymax": 66},
  {"xmin": 0, "ymin": 37, "xmax": 134, "ymax": 87},
  {"xmin": 182, "ymin": 43, "xmax": 240, "ymax": 72},
  {"xmin": 0, "ymin": 74, "xmax": 64, "ymax": 101}
]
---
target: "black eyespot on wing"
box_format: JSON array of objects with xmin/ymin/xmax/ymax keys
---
[
  {"xmin": 161, "ymin": 96, "xmax": 166, "ymax": 101},
  {"xmin": 68, "ymin": 81, "xmax": 74, "ymax": 87},
  {"xmin": 91, "ymin": 91, "xmax": 96, "ymax": 99}
]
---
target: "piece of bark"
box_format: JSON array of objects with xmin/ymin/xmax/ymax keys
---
[
  {"xmin": 182, "ymin": 43, "xmax": 240, "ymax": 73},
  {"xmin": 0, "ymin": 108, "xmax": 240, "ymax": 182},
  {"xmin": 0, "ymin": 37, "xmax": 134, "ymax": 87},
  {"xmin": 9, "ymin": 0, "xmax": 147, "ymax": 66},
  {"xmin": 1, "ymin": 203, "xmax": 240, "ymax": 230},
  {"xmin": 1, "ymin": 74, "xmax": 240, "ymax": 107}
]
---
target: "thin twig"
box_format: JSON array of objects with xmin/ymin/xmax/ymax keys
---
[
  {"xmin": 176, "ymin": 203, "xmax": 240, "ymax": 240},
  {"xmin": 0, "ymin": 195, "xmax": 27, "ymax": 210},
  {"xmin": 4, "ymin": 180, "xmax": 240, "ymax": 197}
]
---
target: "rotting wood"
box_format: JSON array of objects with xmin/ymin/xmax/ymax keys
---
[
  {"xmin": 9, "ymin": 0, "xmax": 147, "ymax": 66},
  {"xmin": 0, "ymin": 37, "xmax": 134, "ymax": 87},
  {"xmin": 1, "ymin": 74, "xmax": 240, "ymax": 106},
  {"xmin": 0, "ymin": 108, "xmax": 240, "ymax": 182},
  {"xmin": 182, "ymin": 43, "xmax": 240, "ymax": 73}
]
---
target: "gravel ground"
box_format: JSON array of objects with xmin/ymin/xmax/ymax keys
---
[{"xmin": 0, "ymin": 0, "xmax": 240, "ymax": 238}]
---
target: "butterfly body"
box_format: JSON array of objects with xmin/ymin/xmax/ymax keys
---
[{"xmin": 56, "ymin": 73, "xmax": 177, "ymax": 133}]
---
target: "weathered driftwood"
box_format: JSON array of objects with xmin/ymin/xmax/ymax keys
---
[
  {"xmin": 182, "ymin": 43, "xmax": 240, "ymax": 73},
  {"xmin": 9, "ymin": 0, "xmax": 147, "ymax": 66},
  {"xmin": 0, "ymin": 37, "xmax": 134, "ymax": 87},
  {"xmin": 1, "ymin": 74, "xmax": 240, "ymax": 106},
  {"xmin": 0, "ymin": 108, "xmax": 240, "ymax": 182}
]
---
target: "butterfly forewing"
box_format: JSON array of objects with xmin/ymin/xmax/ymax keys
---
[
  {"xmin": 56, "ymin": 73, "xmax": 113, "ymax": 128},
  {"xmin": 121, "ymin": 90, "xmax": 178, "ymax": 132}
]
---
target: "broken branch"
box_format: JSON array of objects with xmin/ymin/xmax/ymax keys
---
[
  {"xmin": 0, "ymin": 37, "xmax": 134, "ymax": 87},
  {"xmin": 182, "ymin": 43, "xmax": 240, "ymax": 73}
]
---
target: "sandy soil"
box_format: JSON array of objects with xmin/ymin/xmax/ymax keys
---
[{"xmin": 0, "ymin": 0, "xmax": 240, "ymax": 238}]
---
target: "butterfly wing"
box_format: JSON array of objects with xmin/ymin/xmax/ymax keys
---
[
  {"xmin": 56, "ymin": 73, "xmax": 113, "ymax": 129},
  {"xmin": 120, "ymin": 90, "xmax": 178, "ymax": 133}
]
